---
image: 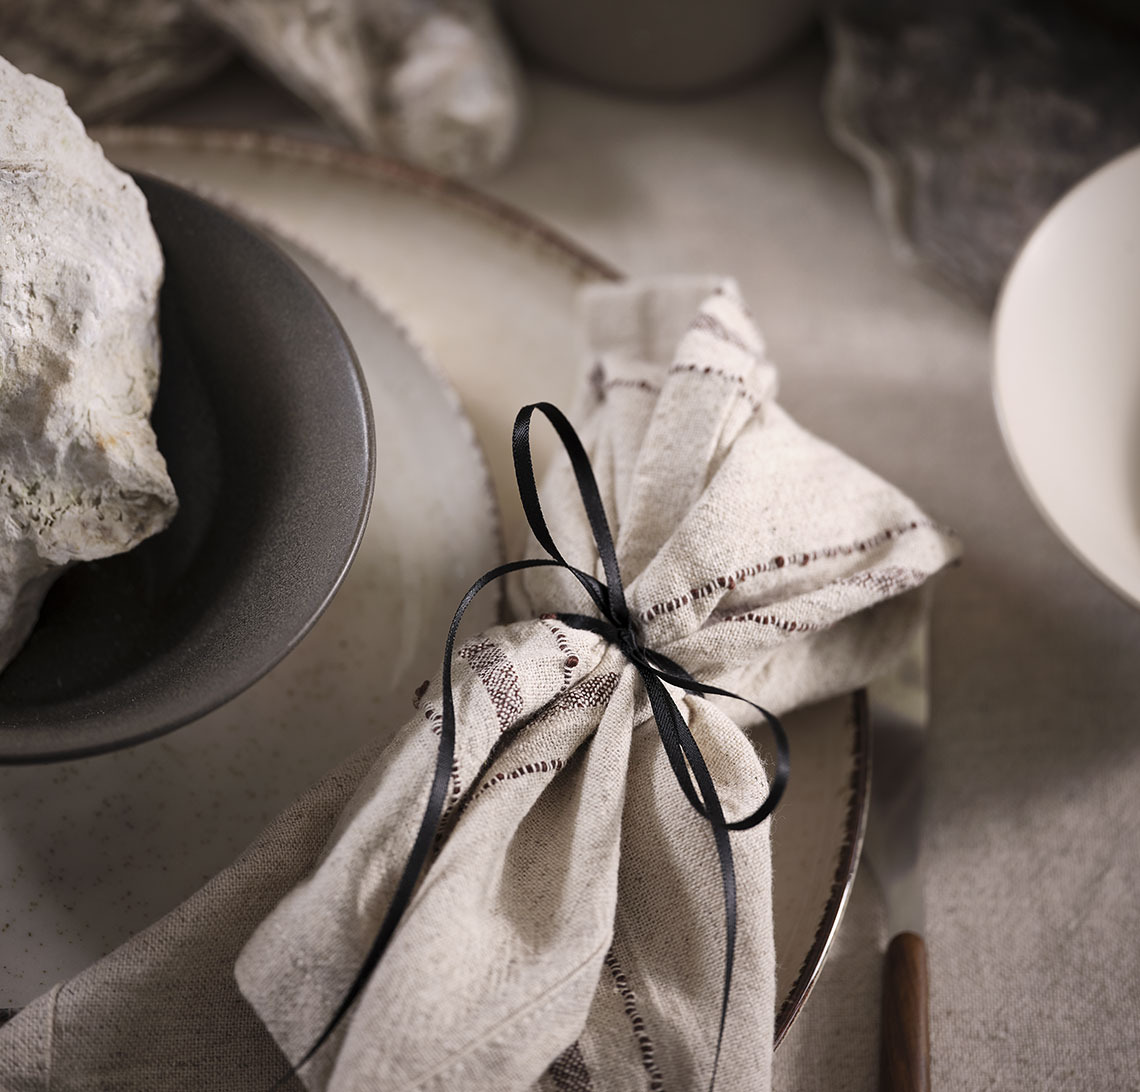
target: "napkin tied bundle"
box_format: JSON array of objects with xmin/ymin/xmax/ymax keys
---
[
  {"xmin": 0, "ymin": 277, "xmax": 959, "ymax": 1092},
  {"xmin": 238, "ymin": 277, "xmax": 958, "ymax": 1090}
]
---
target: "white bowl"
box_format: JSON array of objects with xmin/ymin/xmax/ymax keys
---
[{"xmin": 993, "ymin": 144, "xmax": 1140, "ymax": 609}]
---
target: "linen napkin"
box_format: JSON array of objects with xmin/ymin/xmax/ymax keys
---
[{"xmin": 0, "ymin": 276, "xmax": 959, "ymax": 1092}]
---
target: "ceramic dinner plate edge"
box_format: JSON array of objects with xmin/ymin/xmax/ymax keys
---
[{"xmin": 93, "ymin": 125, "xmax": 624, "ymax": 284}]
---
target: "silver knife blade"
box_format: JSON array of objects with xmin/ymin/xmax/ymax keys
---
[{"xmin": 864, "ymin": 623, "xmax": 929, "ymax": 938}]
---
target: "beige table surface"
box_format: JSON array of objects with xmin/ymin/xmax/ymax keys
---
[
  {"xmin": 15, "ymin": 39, "xmax": 1140, "ymax": 1090},
  {"xmin": 476, "ymin": 50, "xmax": 1140, "ymax": 1088}
]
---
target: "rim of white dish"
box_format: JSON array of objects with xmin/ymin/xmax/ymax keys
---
[{"xmin": 992, "ymin": 143, "xmax": 1140, "ymax": 612}]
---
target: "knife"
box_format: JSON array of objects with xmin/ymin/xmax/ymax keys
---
[{"xmin": 864, "ymin": 624, "xmax": 931, "ymax": 1092}]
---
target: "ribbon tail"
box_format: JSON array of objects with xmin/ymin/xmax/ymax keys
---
[
  {"xmin": 644, "ymin": 651, "xmax": 789, "ymax": 830},
  {"xmin": 281, "ymin": 558, "xmax": 566, "ymax": 1084},
  {"xmin": 638, "ymin": 667, "xmax": 737, "ymax": 1092},
  {"xmin": 640, "ymin": 667, "xmax": 709, "ymax": 820}
]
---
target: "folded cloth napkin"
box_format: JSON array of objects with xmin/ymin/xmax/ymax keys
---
[{"xmin": 0, "ymin": 276, "xmax": 959, "ymax": 1092}]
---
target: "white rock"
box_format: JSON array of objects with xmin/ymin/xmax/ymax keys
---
[{"xmin": 0, "ymin": 56, "xmax": 178, "ymax": 672}]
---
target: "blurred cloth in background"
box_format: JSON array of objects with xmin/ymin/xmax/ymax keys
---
[
  {"xmin": 826, "ymin": 0, "xmax": 1140, "ymax": 306},
  {"xmin": 0, "ymin": 0, "xmax": 523, "ymax": 179}
]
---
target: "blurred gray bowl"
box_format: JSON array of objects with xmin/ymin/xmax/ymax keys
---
[
  {"xmin": 502, "ymin": 0, "xmax": 819, "ymax": 94},
  {"xmin": 0, "ymin": 174, "xmax": 375, "ymax": 762}
]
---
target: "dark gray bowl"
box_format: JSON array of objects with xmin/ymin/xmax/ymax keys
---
[{"xmin": 0, "ymin": 174, "xmax": 375, "ymax": 762}]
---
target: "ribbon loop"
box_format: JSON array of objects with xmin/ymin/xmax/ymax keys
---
[
  {"xmin": 287, "ymin": 403, "xmax": 790, "ymax": 1092},
  {"xmin": 513, "ymin": 403, "xmax": 631, "ymax": 628}
]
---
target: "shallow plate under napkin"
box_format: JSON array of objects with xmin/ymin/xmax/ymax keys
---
[
  {"xmin": 6, "ymin": 128, "xmax": 868, "ymax": 1041},
  {"xmin": 994, "ymin": 144, "xmax": 1140, "ymax": 610}
]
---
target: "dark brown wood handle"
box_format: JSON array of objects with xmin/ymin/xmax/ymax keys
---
[{"xmin": 879, "ymin": 931, "xmax": 930, "ymax": 1092}]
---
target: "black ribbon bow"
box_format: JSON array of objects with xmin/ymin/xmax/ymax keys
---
[{"xmin": 286, "ymin": 403, "xmax": 790, "ymax": 1090}]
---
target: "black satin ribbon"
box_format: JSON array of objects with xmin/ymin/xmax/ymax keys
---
[{"xmin": 284, "ymin": 403, "xmax": 789, "ymax": 1090}]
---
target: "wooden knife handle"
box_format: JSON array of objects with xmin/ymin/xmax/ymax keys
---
[{"xmin": 879, "ymin": 931, "xmax": 930, "ymax": 1092}]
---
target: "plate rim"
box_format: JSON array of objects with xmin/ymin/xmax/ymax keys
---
[
  {"xmin": 775, "ymin": 689, "xmax": 870, "ymax": 1045},
  {"xmin": 90, "ymin": 124, "xmax": 870, "ymax": 1042},
  {"xmin": 92, "ymin": 125, "xmax": 625, "ymax": 285},
  {"xmin": 992, "ymin": 143, "xmax": 1140, "ymax": 612}
]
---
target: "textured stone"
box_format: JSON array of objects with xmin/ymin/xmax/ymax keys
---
[{"xmin": 0, "ymin": 57, "xmax": 178, "ymax": 672}]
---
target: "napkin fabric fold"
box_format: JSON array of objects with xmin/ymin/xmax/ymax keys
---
[{"xmin": 0, "ymin": 276, "xmax": 959, "ymax": 1092}]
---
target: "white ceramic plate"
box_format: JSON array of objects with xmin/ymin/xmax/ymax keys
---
[
  {"xmin": 994, "ymin": 145, "xmax": 1140, "ymax": 609},
  {"xmin": 4, "ymin": 129, "xmax": 867, "ymax": 1041}
]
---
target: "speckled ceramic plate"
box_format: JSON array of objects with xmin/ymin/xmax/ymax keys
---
[{"xmin": 2, "ymin": 130, "xmax": 867, "ymax": 1043}]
